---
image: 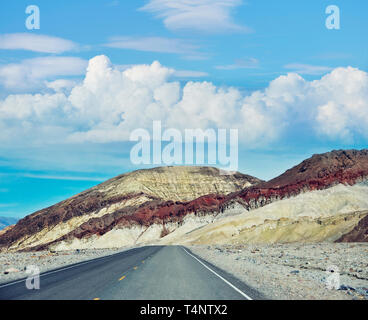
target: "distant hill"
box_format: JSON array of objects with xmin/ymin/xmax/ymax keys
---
[
  {"xmin": 1, "ymin": 149, "xmax": 368, "ymax": 252},
  {"xmin": 0, "ymin": 217, "xmax": 18, "ymax": 230},
  {"xmin": 0, "ymin": 166, "xmax": 261, "ymax": 251}
]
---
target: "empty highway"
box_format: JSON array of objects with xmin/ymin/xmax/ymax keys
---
[{"xmin": 0, "ymin": 246, "xmax": 263, "ymax": 300}]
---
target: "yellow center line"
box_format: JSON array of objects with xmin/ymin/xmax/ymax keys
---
[
  {"xmin": 93, "ymin": 298, "xmax": 100, "ymax": 300},
  {"xmin": 119, "ymin": 275, "xmax": 126, "ymax": 281},
  {"xmin": 133, "ymin": 266, "xmax": 138, "ymax": 270}
]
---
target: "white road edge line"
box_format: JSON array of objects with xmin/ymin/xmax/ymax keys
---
[{"xmin": 182, "ymin": 247, "xmax": 253, "ymax": 301}]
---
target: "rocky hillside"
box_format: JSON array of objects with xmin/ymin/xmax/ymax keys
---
[
  {"xmin": 0, "ymin": 167, "xmax": 261, "ymax": 251},
  {"xmin": 1, "ymin": 149, "xmax": 367, "ymax": 251},
  {"xmin": 264, "ymin": 149, "xmax": 368, "ymax": 188},
  {"xmin": 337, "ymin": 215, "xmax": 368, "ymax": 242},
  {"xmin": 162, "ymin": 150, "xmax": 368, "ymax": 245},
  {"xmin": 231, "ymin": 149, "xmax": 368, "ymax": 211}
]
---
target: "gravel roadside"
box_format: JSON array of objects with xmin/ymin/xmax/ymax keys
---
[
  {"xmin": 189, "ymin": 243, "xmax": 368, "ymax": 300},
  {"xmin": 0, "ymin": 246, "xmax": 138, "ymax": 285}
]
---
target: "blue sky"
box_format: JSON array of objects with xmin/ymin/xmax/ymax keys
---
[{"xmin": 0, "ymin": 0, "xmax": 367, "ymax": 218}]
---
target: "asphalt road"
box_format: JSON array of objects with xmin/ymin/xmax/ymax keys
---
[{"xmin": 0, "ymin": 246, "xmax": 263, "ymax": 300}]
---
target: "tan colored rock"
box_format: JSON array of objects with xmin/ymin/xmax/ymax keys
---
[
  {"xmin": 0, "ymin": 225, "xmax": 15, "ymax": 237},
  {"xmin": 0, "ymin": 166, "xmax": 260, "ymax": 251},
  {"xmin": 161, "ymin": 183, "xmax": 368, "ymax": 245},
  {"xmin": 96, "ymin": 166, "xmax": 260, "ymax": 201},
  {"xmin": 4, "ymin": 267, "xmax": 19, "ymax": 274}
]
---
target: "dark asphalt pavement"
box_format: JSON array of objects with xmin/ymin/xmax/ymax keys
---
[{"xmin": 0, "ymin": 246, "xmax": 263, "ymax": 300}]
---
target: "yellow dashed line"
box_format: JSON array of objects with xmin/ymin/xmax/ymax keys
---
[
  {"xmin": 133, "ymin": 266, "xmax": 138, "ymax": 270},
  {"xmin": 119, "ymin": 275, "xmax": 126, "ymax": 281},
  {"xmin": 93, "ymin": 298, "xmax": 100, "ymax": 300}
]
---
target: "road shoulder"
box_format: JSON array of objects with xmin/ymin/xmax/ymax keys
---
[{"xmin": 188, "ymin": 244, "xmax": 368, "ymax": 300}]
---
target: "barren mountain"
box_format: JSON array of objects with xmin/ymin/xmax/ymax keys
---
[
  {"xmin": 163, "ymin": 150, "xmax": 368, "ymax": 245},
  {"xmin": 231, "ymin": 149, "xmax": 368, "ymax": 211},
  {"xmin": 263, "ymin": 149, "xmax": 368, "ymax": 188},
  {"xmin": 1, "ymin": 150, "xmax": 367, "ymax": 252},
  {"xmin": 0, "ymin": 166, "xmax": 261, "ymax": 251}
]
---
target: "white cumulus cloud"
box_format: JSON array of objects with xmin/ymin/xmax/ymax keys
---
[
  {"xmin": 0, "ymin": 55, "xmax": 367, "ymax": 149},
  {"xmin": 45, "ymin": 79, "xmax": 79, "ymax": 93},
  {"xmin": 314, "ymin": 67, "xmax": 368, "ymax": 140},
  {"xmin": 0, "ymin": 57, "xmax": 88, "ymax": 91}
]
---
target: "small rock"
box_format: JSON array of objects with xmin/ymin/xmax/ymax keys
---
[
  {"xmin": 290, "ymin": 270, "xmax": 300, "ymax": 275},
  {"xmin": 356, "ymin": 288, "xmax": 368, "ymax": 296},
  {"xmin": 339, "ymin": 285, "xmax": 356, "ymax": 291},
  {"xmin": 4, "ymin": 267, "xmax": 20, "ymax": 274}
]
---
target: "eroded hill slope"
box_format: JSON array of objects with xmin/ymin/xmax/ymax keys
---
[{"xmin": 0, "ymin": 167, "xmax": 261, "ymax": 251}]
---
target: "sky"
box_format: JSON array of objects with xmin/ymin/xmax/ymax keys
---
[{"xmin": 0, "ymin": 0, "xmax": 367, "ymax": 219}]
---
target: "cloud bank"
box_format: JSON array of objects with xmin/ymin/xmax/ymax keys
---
[
  {"xmin": 0, "ymin": 33, "xmax": 78, "ymax": 54},
  {"xmin": 0, "ymin": 55, "xmax": 367, "ymax": 148},
  {"xmin": 0, "ymin": 57, "xmax": 87, "ymax": 91}
]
